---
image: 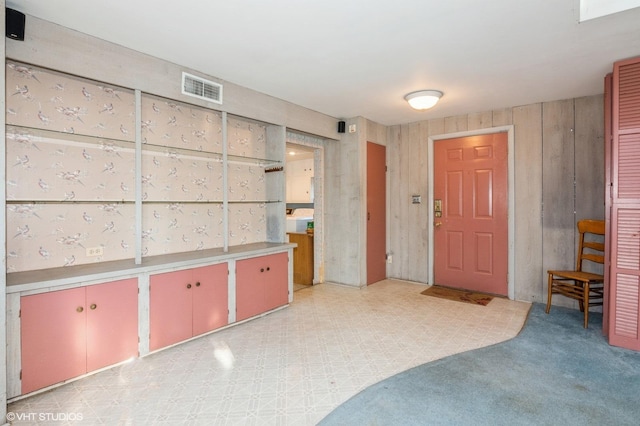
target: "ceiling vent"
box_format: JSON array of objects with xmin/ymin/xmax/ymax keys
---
[{"xmin": 182, "ymin": 72, "xmax": 223, "ymax": 104}]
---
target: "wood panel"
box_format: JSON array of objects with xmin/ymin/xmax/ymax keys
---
[
  {"xmin": 386, "ymin": 121, "xmax": 430, "ymax": 283},
  {"xmin": 542, "ymin": 99, "xmax": 577, "ymax": 308},
  {"xmin": 398, "ymin": 124, "xmax": 412, "ymax": 280},
  {"xmin": 386, "ymin": 124, "xmax": 402, "ymax": 279},
  {"xmin": 468, "ymin": 111, "xmax": 493, "ymax": 130},
  {"xmin": 492, "ymin": 108, "xmax": 514, "ymax": 127},
  {"xmin": 445, "ymin": 115, "xmax": 468, "ymax": 133},
  {"xmin": 410, "ymin": 121, "xmax": 430, "ymax": 283},
  {"xmin": 513, "ymin": 104, "xmax": 543, "ymax": 302},
  {"xmin": 288, "ymin": 233, "xmax": 314, "ymax": 285},
  {"xmin": 575, "ymin": 95, "xmax": 606, "ymax": 223}
]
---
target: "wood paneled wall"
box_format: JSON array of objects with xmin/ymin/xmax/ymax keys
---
[
  {"xmin": 325, "ymin": 117, "xmax": 368, "ymax": 285},
  {"xmin": 386, "ymin": 96, "xmax": 604, "ymax": 303}
]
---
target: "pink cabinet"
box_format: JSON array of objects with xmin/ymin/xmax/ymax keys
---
[
  {"xmin": 236, "ymin": 252, "xmax": 289, "ymax": 321},
  {"xmin": 607, "ymin": 56, "xmax": 640, "ymax": 351},
  {"xmin": 21, "ymin": 278, "xmax": 138, "ymax": 394},
  {"xmin": 149, "ymin": 263, "xmax": 228, "ymax": 351}
]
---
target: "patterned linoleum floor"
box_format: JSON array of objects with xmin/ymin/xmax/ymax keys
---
[{"xmin": 8, "ymin": 279, "xmax": 531, "ymax": 425}]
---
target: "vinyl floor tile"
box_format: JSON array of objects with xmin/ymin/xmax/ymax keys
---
[{"xmin": 9, "ymin": 279, "xmax": 530, "ymax": 425}]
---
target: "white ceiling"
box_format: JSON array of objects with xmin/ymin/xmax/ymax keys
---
[{"xmin": 7, "ymin": 0, "xmax": 640, "ymax": 126}]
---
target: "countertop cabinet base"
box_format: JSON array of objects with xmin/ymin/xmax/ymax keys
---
[
  {"xmin": 20, "ymin": 278, "xmax": 138, "ymax": 395},
  {"xmin": 150, "ymin": 263, "xmax": 229, "ymax": 352},
  {"xmin": 9, "ymin": 245, "xmax": 293, "ymax": 399}
]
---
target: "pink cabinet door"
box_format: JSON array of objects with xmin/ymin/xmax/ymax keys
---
[
  {"xmin": 86, "ymin": 279, "xmax": 138, "ymax": 371},
  {"xmin": 192, "ymin": 263, "xmax": 228, "ymax": 336},
  {"xmin": 21, "ymin": 287, "xmax": 87, "ymax": 394},
  {"xmin": 609, "ymin": 56, "xmax": 640, "ymax": 350},
  {"xmin": 263, "ymin": 253, "xmax": 289, "ymax": 311},
  {"xmin": 150, "ymin": 269, "xmax": 193, "ymax": 351},
  {"xmin": 236, "ymin": 256, "xmax": 267, "ymax": 321}
]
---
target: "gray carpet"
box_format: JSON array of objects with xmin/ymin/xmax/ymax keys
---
[{"xmin": 319, "ymin": 303, "xmax": 640, "ymax": 425}]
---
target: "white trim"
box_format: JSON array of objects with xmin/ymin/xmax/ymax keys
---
[{"xmin": 428, "ymin": 125, "xmax": 515, "ymax": 300}]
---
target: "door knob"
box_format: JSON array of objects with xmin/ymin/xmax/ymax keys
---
[
  {"xmin": 90, "ymin": 303, "xmax": 97, "ymax": 310},
  {"xmin": 76, "ymin": 306, "xmax": 84, "ymax": 313},
  {"xmin": 186, "ymin": 283, "xmax": 192, "ymax": 289},
  {"xmin": 434, "ymin": 222, "xmax": 442, "ymax": 227}
]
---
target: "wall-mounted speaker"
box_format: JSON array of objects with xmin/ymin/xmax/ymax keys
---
[
  {"xmin": 6, "ymin": 8, "xmax": 25, "ymax": 41},
  {"xmin": 337, "ymin": 120, "xmax": 346, "ymax": 133}
]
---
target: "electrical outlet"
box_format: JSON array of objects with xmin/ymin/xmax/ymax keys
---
[
  {"xmin": 387, "ymin": 255, "xmax": 393, "ymax": 264},
  {"xmin": 86, "ymin": 246, "xmax": 104, "ymax": 257},
  {"xmin": 348, "ymin": 124, "xmax": 357, "ymax": 133}
]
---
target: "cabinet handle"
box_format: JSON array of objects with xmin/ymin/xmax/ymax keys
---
[
  {"xmin": 76, "ymin": 306, "xmax": 84, "ymax": 313},
  {"xmin": 186, "ymin": 283, "xmax": 192, "ymax": 289},
  {"xmin": 260, "ymin": 268, "xmax": 264, "ymax": 272},
  {"xmin": 90, "ymin": 303, "xmax": 97, "ymax": 310},
  {"xmin": 195, "ymin": 282, "xmax": 201, "ymax": 287},
  {"xmin": 266, "ymin": 267, "xmax": 270, "ymax": 272}
]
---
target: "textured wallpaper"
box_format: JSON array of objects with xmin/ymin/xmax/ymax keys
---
[
  {"xmin": 6, "ymin": 61, "xmax": 273, "ymax": 273},
  {"xmin": 227, "ymin": 116, "xmax": 269, "ymax": 247}
]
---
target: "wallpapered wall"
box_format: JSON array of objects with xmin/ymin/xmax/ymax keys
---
[{"xmin": 6, "ymin": 61, "xmax": 270, "ymax": 273}]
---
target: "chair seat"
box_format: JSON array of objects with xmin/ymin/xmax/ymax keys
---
[
  {"xmin": 545, "ymin": 219, "xmax": 606, "ymax": 328},
  {"xmin": 547, "ymin": 270, "xmax": 603, "ymax": 283}
]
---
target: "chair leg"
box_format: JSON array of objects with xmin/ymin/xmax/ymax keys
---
[
  {"xmin": 583, "ymin": 283, "xmax": 589, "ymax": 328},
  {"xmin": 545, "ymin": 273, "xmax": 553, "ymax": 314},
  {"xmin": 578, "ymin": 281, "xmax": 585, "ymax": 312}
]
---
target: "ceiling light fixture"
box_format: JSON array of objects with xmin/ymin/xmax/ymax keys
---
[{"xmin": 404, "ymin": 90, "xmax": 443, "ymax": 110}]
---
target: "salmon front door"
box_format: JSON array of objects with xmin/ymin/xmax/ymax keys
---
[
  {"xmin": 433, "ymin": 133, "xmax": 508, "ymax": 295},
  {"xmin": 367, "ymin": 142, "xmax": 386, "ymax": 285}
]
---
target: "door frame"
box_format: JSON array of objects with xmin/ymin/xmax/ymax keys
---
[
  {"xmin": 285, "ymin": 136, "xmax": 325, "ymax": 285},
  {"xmin": 428, "ymin": 125, "xmax": 515, "ymax": 299}
]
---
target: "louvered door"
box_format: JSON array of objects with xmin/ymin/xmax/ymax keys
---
[{"xmin": 609, "ymin": 56, "xmax": 640, "ymax": 350}]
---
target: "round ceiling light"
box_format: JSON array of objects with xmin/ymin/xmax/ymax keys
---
[{"xmin": 404, "ymin": 90, "xmax": 443, "ymax": 110}]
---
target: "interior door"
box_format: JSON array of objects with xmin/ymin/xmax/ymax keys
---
[
  {"xmin": 433, "ymin": 133, "xmax": 508, "ymax": 295},
  {"xmin": 367, "ymin": 142, "xmax": 387, "ymax": 285}
]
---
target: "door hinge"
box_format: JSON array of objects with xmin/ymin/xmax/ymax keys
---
[
  {"xmin": 18, "ymin": 309, "xmax": 21, "ymax": 318},
  {"xmin": 19, "ymin": 370, "xmax": 22, "ymax": 380}
]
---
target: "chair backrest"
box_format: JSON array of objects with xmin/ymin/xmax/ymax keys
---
[{"xmin": 576, "ymin": 219, "xmax": 605, "ymax": 272}]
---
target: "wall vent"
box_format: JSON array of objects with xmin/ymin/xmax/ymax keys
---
[{"xmin": 181, "ymin": 72, "xmax": 223, "ymax": 104}]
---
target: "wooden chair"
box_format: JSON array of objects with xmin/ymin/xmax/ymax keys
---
[{"xmin": 545, "ymin": 219, "xmax": 605, "ymax": 328}]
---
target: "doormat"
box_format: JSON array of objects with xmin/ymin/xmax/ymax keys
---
[{"xmin": 420, "ymin": 286, "xmax": 494, "ymax": 306}]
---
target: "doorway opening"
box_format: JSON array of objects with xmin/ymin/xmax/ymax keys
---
[{"xmin": 285, "ymin": 139, "xmax": 324, "ymax": 291}]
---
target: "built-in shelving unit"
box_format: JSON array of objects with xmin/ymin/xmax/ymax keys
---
[
  {"xmin": 4, "ymin": 60, "xmax": 295, "ymax": 401},
  {"xmin": 5, "ymin": 62, "xmax": 287, "ymax": 274}
]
